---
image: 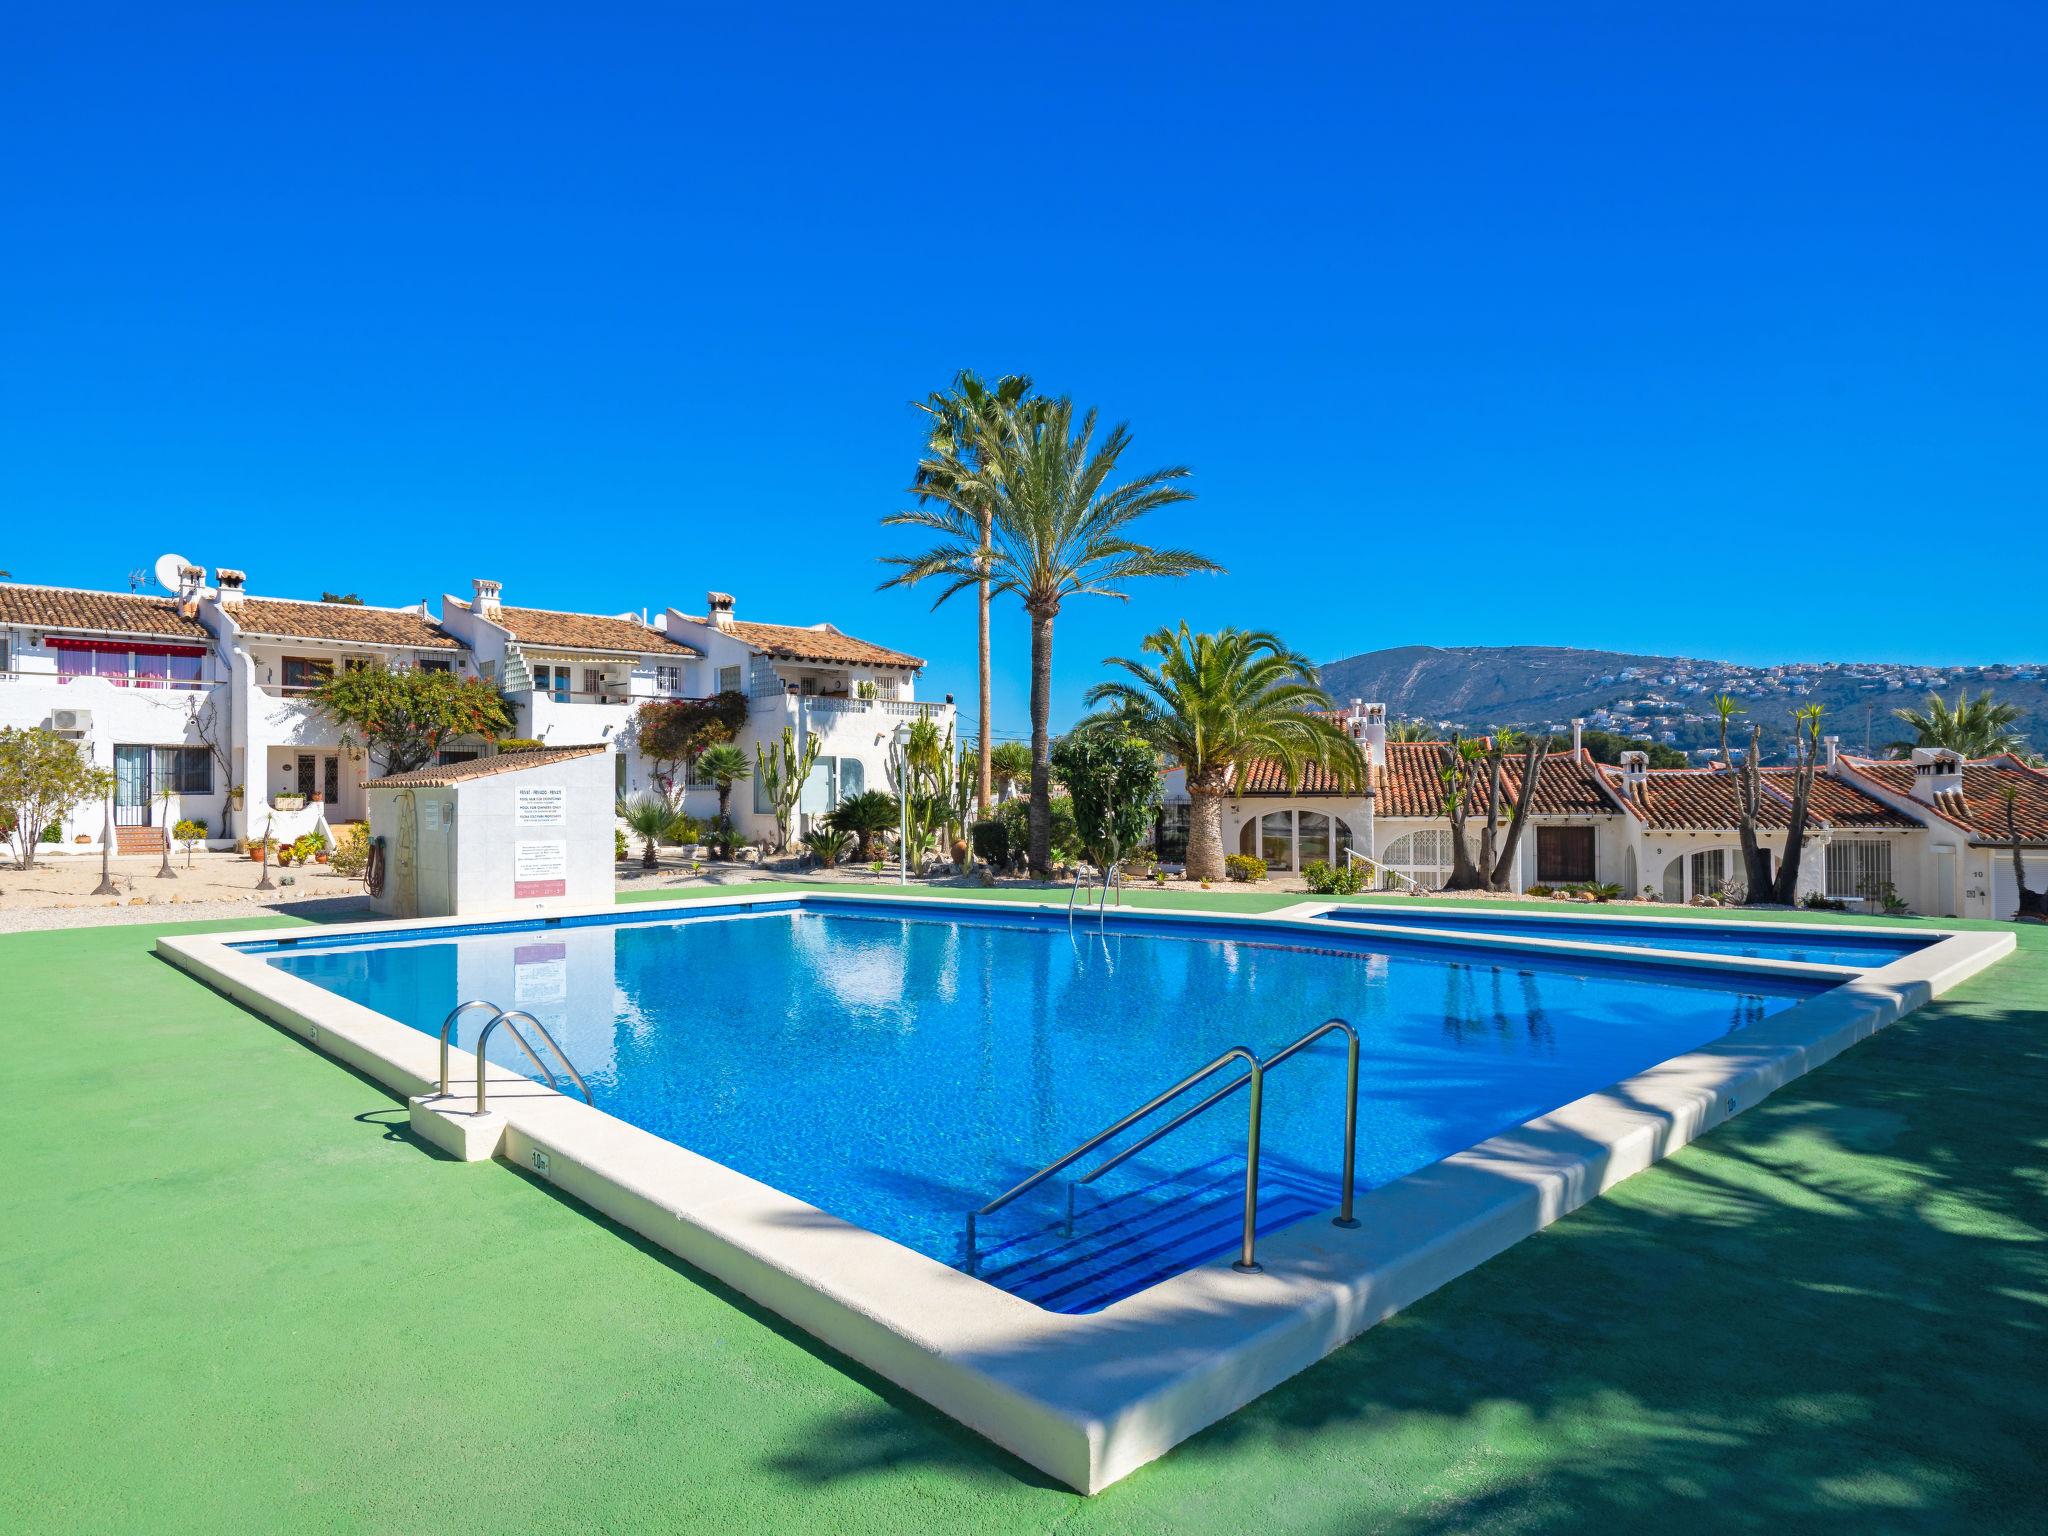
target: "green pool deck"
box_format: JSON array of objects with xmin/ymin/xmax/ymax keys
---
[{"xmin": 4, "ymin": 889, "xmax": 2045, "ymax": 1533}]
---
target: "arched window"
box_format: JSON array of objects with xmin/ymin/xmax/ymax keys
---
[
  {"xmin": 1380, "ymin": 828, "xmax": 1455, "ymax": 889},
  {"xmin": 1661, "ymin": 847, "xmax": 1738, "ymax": 903}
]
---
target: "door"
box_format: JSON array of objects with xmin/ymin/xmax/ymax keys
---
[
  {"xmin": 114, "ymin": 746, "xmax": 151, "ymax": 826},
  {"xmin": 297, "ymin": 754, "xmax": 317, "ymax": 798}
]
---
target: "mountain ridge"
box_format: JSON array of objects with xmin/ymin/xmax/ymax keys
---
[{"xmin": 1314, "ymin": 644, "xmax": 2048, "ymax": 758}]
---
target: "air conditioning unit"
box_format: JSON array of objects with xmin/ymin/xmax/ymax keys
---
[{"xmin": 49, "ymin": 709, "xmax": 92, "ymax": 735}]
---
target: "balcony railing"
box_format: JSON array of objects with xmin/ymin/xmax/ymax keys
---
[
  {"xmin": 754, "ymin": 693, "xmax": 951, "ymax": 720},
  {"xmin": 5, "ymin": 669, "xmax": 211, "ymax": 691}
]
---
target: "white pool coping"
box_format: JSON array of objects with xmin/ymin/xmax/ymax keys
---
[{"xmin": 156, "ymin": 892, "xmax": 2015, "ymax": 1493}]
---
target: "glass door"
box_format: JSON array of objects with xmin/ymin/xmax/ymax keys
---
[{"xmin": 114, "ymin": 746, "xmax": 151, "ymax": 826}]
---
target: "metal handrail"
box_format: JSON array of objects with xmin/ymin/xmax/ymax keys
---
[
  {"xmin": 963, "ymin": 1017, "xmax": 1363, "ymax": 1279},
  {"xmin": 967, "ymin": 1045, "xmax": 1262, "ymax": 1274},
  {"xmin": 443, "ymin": 1002, "xmax": 596, "ymax": 1115},
  {"xmin": 496, "ymin": 1009, "xmax": 595, "ymax": 1106},
  {"xmin": 1080, "ymin": 1018, "xmax": 1361, "ymax": 1230},
  {"xmin": 1346, "ymin": 848, "xmax": 1424, "ymax": 893},
  {"xmin": 438, "ymin": 1000, "xmax": 503, "ymax": 1096}
]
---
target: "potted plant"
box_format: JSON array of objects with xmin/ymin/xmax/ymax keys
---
[{"xmin": 274, "ymin": 792, "xmax": 307, "ymax": 812}]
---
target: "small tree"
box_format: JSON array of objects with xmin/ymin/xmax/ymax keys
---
[
  {"xmin": 988, "ymin": 741, "xmax": 1032, "ymax": 802},
  {"xmin": 1051, "ymin": 730, "xmax": 1161, "ymax": 870},
  {"xmin": 695, "ymin": 742, "xmax": 752, "ymax": 831},
  {"xmin": 310, "ymin": 664, "xmax": 513, "ymax": 775},
  {"xmin": 634, "ymin": 692, "xmax": 748, "ymax": 806},
  {"xmin": 754, "ymin": 727, "xmax": 822, "ymax": 852},
  {"xmin": 619, "ymin": 794, "xmax": 676, "ymax": 871},
  {"xmin": 173, "ymin": 817, "xmax": 208, "ymax": 868},
  {"xmin": 185, "ymin": 695, "xmax": 237, "ymax": 839},
  {"xmin": 0, "ymin": 727, "xmax": 114, "ymax": 871},
  {"xmin": 1437, "ymin": 729, "xmax": 1548, "ymax": 892},
  {"xmin": 1767, "ymin": 706, "xmax": 1826, "ymax": 904}
]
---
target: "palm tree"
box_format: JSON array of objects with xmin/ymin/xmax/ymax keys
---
[
  {"xmin": 911, "ymin": 372, "xmax": 1033, "ymax": 820},
  {"xmin": 1082, "ymin": 624, "xmax": 1363, "ymax": 882},
  {"xmin": 884, "ymin": 397, "xmax": 1220, "ymax": 877},
  {"xmin": 1385, "ymin": 718, "xmax": 1433, "ymax": 743},
  {"xmin": 619, "ymin": 794, "xmax": 675, "ymax": 871},
  {"xmin": 988, "ymin": 741, "xmax": 1032, "ymax": 802},
  {"xmin": 1891, "ymin": 688, "xmax": 2028, "ymax": 759},
  {"xmin": 694, "ymin": 742, "xmax": 752, "ymax": 829}
]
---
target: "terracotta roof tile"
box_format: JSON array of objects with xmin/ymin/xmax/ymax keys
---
[
  {"xmin": 1842, "ymin": 756, "xmax": 2048, "ymax": 843},
  {"xmin": 686, "ymin": 615, "xmax": 923, "ymax": 668},
  {"xmin": 1240, "ymin": 743, "xmax": 1616, "ymax": 816},
  {"xmin": 457, "ymin": 600, "xmax": 697, "ymax": 656},
  {"xmin": 0, "ymin": 582, "xmax": 211, "ymax": 640},
  {"xmin": 366, "ymin": 744, "xmax": 608, "ymax": 789},
  {"xmin": 1593, "ymin": 763, "xmax": 1919, "ymax": 831},
  {"xmin": 230, "ymin": 597, "xmax": 459, "ymax": 649}
]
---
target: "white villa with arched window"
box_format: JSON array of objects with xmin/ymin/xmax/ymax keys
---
[{"xmin": 1155, "ymin": 705, "xmax": 2048, "ymax": 920}]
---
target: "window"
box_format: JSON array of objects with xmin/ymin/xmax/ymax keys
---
[
  {"xmin": 655, "ymin": 664, "xmax": 682, "ymax": 695},
  {"xmin": 1380, "ymin": 829, "xmax": 1456, "ymax": 888},
  {"xmin": 420, "ymin": 657, "xmax": 453, "ymax": 674},
  {"xmin": 1663, "ymin": 847, "xmax": 1739, "ymax": 903},
  {"xmin": 282, "ymin": 657, "xmax": 333, "ymax": 693},
  {"xmin": 685, "ymin": 754, "xmax": 714, "ymax": 789},
  {"xmin": 1826, "ymin": 840, "xmax": 1893, "ymax": 903},
  {"xmin": 717, "ymin": 665, "xmax": 742, "ymax": 695},
  {"xmin": 0, "ymin": 633, "xmax": 9, "ymax": 673},
  {"xmin": 150, "ymin": 746, "xmax": 212, "ymax": 794},
  {"xmin": 1537, "ymin": 826, "xmax": 1597, "ymax": 883},
  {"xmin": 531, "ymin": 665, "xmax": 570, "ymax": 703},
  {"xmin": 584, "ymin": 669, "xmax": 602, "ymax": 698}
]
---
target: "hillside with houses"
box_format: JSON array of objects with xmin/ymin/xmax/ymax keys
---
[{"xmin": 1317, "ymin": 644, "xmax": 2048, "ymax": 760}]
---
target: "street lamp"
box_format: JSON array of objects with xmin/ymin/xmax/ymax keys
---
[{"xmin": 894, "ymin": 723, "xmax": 912, "ymax": 885}]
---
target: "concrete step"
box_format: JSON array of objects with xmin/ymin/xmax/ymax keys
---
[{"xmin": 114, "ymin": 825, "xmax": 166, "ymax": 855}]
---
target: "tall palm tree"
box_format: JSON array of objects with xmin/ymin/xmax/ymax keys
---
[
  {"xmin": 910, "ymin": 371, "xmax": 1033, "ymax": 820},
  {"xmin": 1082, "ymin": 624, "xmax": 1364, "ymax": 882},
  {"xmin": 1891, "ymin": 688, "xmax": 2028, "ymax": 759},
  {"xmin": 884, "ymin": 398, "xmax": 1219, "ymax": 877}
]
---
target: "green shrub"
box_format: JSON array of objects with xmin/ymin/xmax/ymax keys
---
[
  {"xmin": 827, "ymin": 790, "xmax": 901, "ymax": 861},
  {"xmin": 970, "ymin": 818, "xmax": 1008, "ymax": 869},
  {"xmin": 615, "ymin": 827, "xmax": 629, "ymax": 861},
  {"xmin": 40, "ymin": 822, "xmax": 61, "ymax": 843},
  {"xmin": 1224, "ymin": 853, "xmax": 1267, "ymax": 883},
  {"xmin": 494, "ymin": 738, "xmax": 545, "ymax": 752},
  {"xmin": 1527, "ymin": 882, "xmax": 1553, "ymax": 898},
  {"xmin": 172, "ymin": 817, "xmax": 208, "ymax": 843},
  {"xmin": 804, "ymin": 825, "xmax": 852, "ymax": 867},
  {"xmin": 995, "ymin": 795, "xmax": 1080, "ymax": 867},
  {"xmin": 1302, "ymin": 859, "xmax": 1362, "ymax": 896},
  {"xmin": 330, "ymin": 822, "xmax": 371, "ymax": 879}
]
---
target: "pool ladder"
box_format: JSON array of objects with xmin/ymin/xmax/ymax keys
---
[
  {"xmin": 436, "ymin": 1000, "xmax": 595, "ymax": 1115},
  {"xmin": 1065, "ymin": 860, "xmax": 1123, "ymax": 931},
  {"xmin": 963, "ymin": 1016, "xmax": 1360, "ymax": 1277}
]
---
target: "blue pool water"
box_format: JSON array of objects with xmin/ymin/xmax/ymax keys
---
[
  {"xmin": 248, "ymin": 899, "xmax": 1830, "ymax": 1311},
  {"xmin": 1315, "ymin": 905, "xmax": 1928, "ymax": 968}
]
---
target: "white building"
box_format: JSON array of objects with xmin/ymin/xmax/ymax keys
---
[
  {"xmin": 1161, "ymin": 704, "xmax": 2048, "ymax": 920},
  {"xmin": 0, "ymin": 580, "xmax": 228, "ymax": 852},
  {"xmin": 657, "ymin": 590, "xmax": 952, "ymax": 841},
  {"xmin": 1, "ymin": 571, "xmax": 950, "ymax": 856},
  {"xmin": 438, "ymin": 578, "xmax": 701, "ymax": 801}
]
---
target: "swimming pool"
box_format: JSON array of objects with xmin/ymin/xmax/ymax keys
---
[
  {"xmin": 245, "ymin": 897, "xmax": 1829, "ymax": 1312},
  {"xmin": 166, "ymin": 891, "xmax": 2011, "ymax": 1492},
  {"xmin": 1315, "ymin": 905, "xmax": 1931, "ymax": 968},
  {"xmin": 1302, "ymin": 909, "xmax": 1925, "ymax": 966}
]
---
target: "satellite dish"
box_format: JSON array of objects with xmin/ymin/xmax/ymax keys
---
[{"xmin": 153, "ymin": 552, "xmax": 194, "ymax": 592}]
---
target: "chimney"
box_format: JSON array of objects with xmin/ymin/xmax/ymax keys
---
[
  {"xmin": 176, "ymin": 563, "xmax": 203, "ymax": 601},
  {"xmin": 706, "ymin": 591, "xmax": 737, "ymax": 632},
  {"xmin": 472, "ymin": 578, "xmax": 502, "ymax": 618},
  {"xmin": 1823, "ymin": 734, "xmax": 1841, "ymax": 770},
  {"xmin": 213, "ymin": 567, "xmax": 246, "ymax": 607},
  {"xmin": 1619, "ymin": 749, "xmax": 1649, "ymax": 803},
  {"xmin": 1908, "ymin": 747, "xmax": 1964, "ymax": 807},
  {"xmin": 1571, "ymin": 718, "xmax": 1585, "ymax": 757}
]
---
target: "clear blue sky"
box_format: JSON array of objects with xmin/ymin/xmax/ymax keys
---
[{"xmin": 4, "ymin": 4, "xmax": 2042, "ymax": 734}]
